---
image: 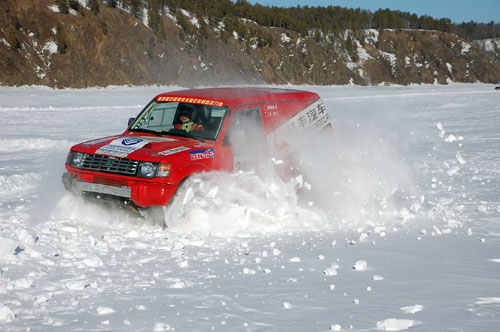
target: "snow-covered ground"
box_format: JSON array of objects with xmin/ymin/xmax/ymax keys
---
[{"xmin": 1, "ymin": 84, "xmax": 500, "ymax": 331}]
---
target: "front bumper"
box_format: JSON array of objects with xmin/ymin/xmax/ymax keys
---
[{"xmin": 62, "ymin": 172, "xmax": 177, "ymax": 208}]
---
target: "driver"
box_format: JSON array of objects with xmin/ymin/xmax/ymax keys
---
[{"xmin": 174, "ymin": 106, "xmax": 204, "ymax": 133}]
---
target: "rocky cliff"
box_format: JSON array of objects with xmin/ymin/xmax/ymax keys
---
[{"xmin": 1, "ymin": 0, "xmax": 499, "ymax": 87}]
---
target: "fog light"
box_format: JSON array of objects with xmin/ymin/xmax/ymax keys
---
[{"xmin": 157, "ymin": 163, "xmax": 171, "ymax": 177}]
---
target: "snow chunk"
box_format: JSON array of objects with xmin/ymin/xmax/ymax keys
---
[
  {"xmin": 16, "ymin": 229, "xmax": 36, "ymax": 246},
  {"xmin": 170, "ymin": 280, "xmax": 187, "ymax": 288},
  {"xmin": 14, "ymin": 278, "xmax": 34, "ymax": 289},
  {"xmin": 475, "ymin": 297, "xmax": 500, "ymax": 305},
  {"xmin": 324, "ymin": 263, "xmax": 339, "ymax": 276},
  {"xmin": 81, "ymin": 256, "xmax": 103, "ymax": 267},
  {"xmin": 400, "ymin": 305, "xmax": 424, "ymax": 314},
  {"xmin": 376, "ymin": 318, "xmax": 421, "ymax": 330},
  {"xmin": 330, "ymin": 324, "xmax": 342, "ymax": 331},
  {"xmin": 64, "ymin": 279, "xmax": 88, "ymax": 290},
  {"xmin": 125, "ymin": 230, "xmax": 139, "ymax": 238},
  {"xmin": 444, "ymin": 134, "xmax": 457, "ymax": 143},
  {"xmin": 97, "ymin": 306, "xmax": 115, "ymax": 315},
  {"xmin": 0, "ymin": 305, "xmax": 15, "ymax": 323},
  {"xmin": 456, "ymin": 152, "xmax": 466, "ymax": 165},
  {"xmin": 0, "ymin": 236, "xmax": 19, "ymax": 258},
  {"xmin": 353, "ymin": 260, "xmax": 368, "ymax": 270},
  {"xmin": 154, "ymin": 322, "xmax": 173, "ymax": 331}
]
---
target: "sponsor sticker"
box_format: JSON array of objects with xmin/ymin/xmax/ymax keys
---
[
  {"xmin": 266, "ymin": 100, "xmax": 330, "ymax": 155},
  {"xmin": 121, "ymin": 138, "xmax": 143, "ymax": 145},
  {"xmin": 189, "ymin": 148, "xmax": 215, "ymax": 161},
  {"xmin": 96, "ymin": 138, "xmax": 150, "ymax": 158},
  {"xmin": 156, "ymin": 96, "xmax": 225, "ymax": 107},
  {"xmin": 263, "ymin": 104, "xmax": 279, "ymax": 118},
  {"xmin": 154, "ymin": 146, "xmax": 191, "ymax": 157}
]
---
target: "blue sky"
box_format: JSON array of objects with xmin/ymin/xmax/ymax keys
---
[{"xmin": 245, "ymin": 0, "xmax": 500, "ymax": 23}]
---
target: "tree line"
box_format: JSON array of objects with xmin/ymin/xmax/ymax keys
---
[{"xmin": 59, "ymin": 0, "xmax": 500, "ymax": 41}]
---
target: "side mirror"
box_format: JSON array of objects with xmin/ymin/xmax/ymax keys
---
[{"xmin": 128, "ymin": 117, "xmax": 135, "ymax": 127}]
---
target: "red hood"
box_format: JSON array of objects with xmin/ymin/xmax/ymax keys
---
[{"xmin": 73, "ymin": 134, "xmax": 211, "ymax": 162}]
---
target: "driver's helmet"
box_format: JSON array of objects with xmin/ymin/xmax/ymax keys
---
[{"xmin": 178, "ymin": 105, "xmax": 194, "ymax": 121}]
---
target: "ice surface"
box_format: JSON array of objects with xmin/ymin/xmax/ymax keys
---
[{"xmin": 1, "ymin": 84, "xmax": 500, "ymax": 331}]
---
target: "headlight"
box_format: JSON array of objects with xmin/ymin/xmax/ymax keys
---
[
  {"xmin": 67, "ymin": 151, "xmax": 85, "ymax": 168},
  {"xmin": 138, "ymin": 162, "xmax": 157, "ymax": 178}
]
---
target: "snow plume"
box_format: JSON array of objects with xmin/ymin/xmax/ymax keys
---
[
  {"xmin": 165, "ymin": 171, "xmax": 325, "ymax": 236},
  {"xmin": 53, "ymin": 193, "xmax": 146, "ymax": 228},
  {"xmin": 290, "ymin": 94, "xmax": 422, "ymax": 231},
  {"xmin": 164, "ymin": 105, "xmax": 328, "ymax": 235},
  {"xmin": 164, "ymin": 93, "xmax": 422, "ymax": 235},
  {"xmin": 298, "ymin": 134, "xmax": 416, "ymax": 229}
]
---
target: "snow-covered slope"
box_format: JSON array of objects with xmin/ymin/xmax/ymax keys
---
[{"xmin": 1, "ymin": 84, "xmax": 500, "ymax": 331}]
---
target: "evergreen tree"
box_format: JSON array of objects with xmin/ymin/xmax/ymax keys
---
[
  {"xmin": 8, "ymin": 29, "xmax": 20, "ymax": 51},
  {"xmin": 89, "ymin": 0, "xmax": 99, "ymax": 14},
  {"xmin": 57, "ymin": 0, "xmax": 69, "ymax": 14},
  {"xmin": 56, "ymin": 23, "xmax": 67, "ymax": 54},
  {"xmin": 69, "ymin": 0, "xmax": 80, "ymax": 11},
  {"xmin": 148, "ymin": 0, "xmax": 161, "ymax": 33},
  {"xmin": 130, "ymin": 0, "xmax": 142, "ymax": 19}
]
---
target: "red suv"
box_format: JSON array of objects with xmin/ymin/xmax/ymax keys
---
[{"xmin": 63, "ymin": 88, "xmax": 331, "ymax": 213}]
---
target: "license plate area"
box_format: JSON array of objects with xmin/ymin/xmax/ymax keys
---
[{"xmin": 75, "ymin": 181, "xmax": 131, "ymax": 198}]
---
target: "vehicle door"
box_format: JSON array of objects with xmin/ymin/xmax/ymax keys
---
[{"xmin": 222, "ymin": 107, "xmax": 267, "ymax": 172}]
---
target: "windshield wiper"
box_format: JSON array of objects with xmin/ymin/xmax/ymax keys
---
[{"xmin": 128, "ymin": 128, "xmax": 163, "ymax": 137}]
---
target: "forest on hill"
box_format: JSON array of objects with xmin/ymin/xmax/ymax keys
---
[
  {"xmin": 105, "ymin": 0, "xmax": 500, "ymax": 40},
  {"xmin": 2, "ymin": 0, "xmax": 499, "ymax": 87}
]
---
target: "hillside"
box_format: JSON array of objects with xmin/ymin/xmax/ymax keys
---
[
  {"xmin": 474, "ymin": 38, "xmax": 500, "ymax": 66},
  {"xmin": 1, "ymin": 0, "xmax": 500, "ymax": 87}
]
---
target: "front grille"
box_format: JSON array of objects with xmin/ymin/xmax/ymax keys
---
[{"xmin": 81, "ymin": 154, "xmax": 139, "ymax": 176}]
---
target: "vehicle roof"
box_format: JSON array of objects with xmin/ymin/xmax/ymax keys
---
[{"xmin": 156, "ymin": 87, "xmax": 319, "ymax": 108}]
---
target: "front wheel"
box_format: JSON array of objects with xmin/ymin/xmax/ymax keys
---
[{"xmin": 139, "ymin": 206, "xmax": 167, "ymax": 228}]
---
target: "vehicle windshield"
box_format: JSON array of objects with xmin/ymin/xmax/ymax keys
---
[{"xmin": 129, "ymin": 101, "xmax": 228, "ymax": 141}]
